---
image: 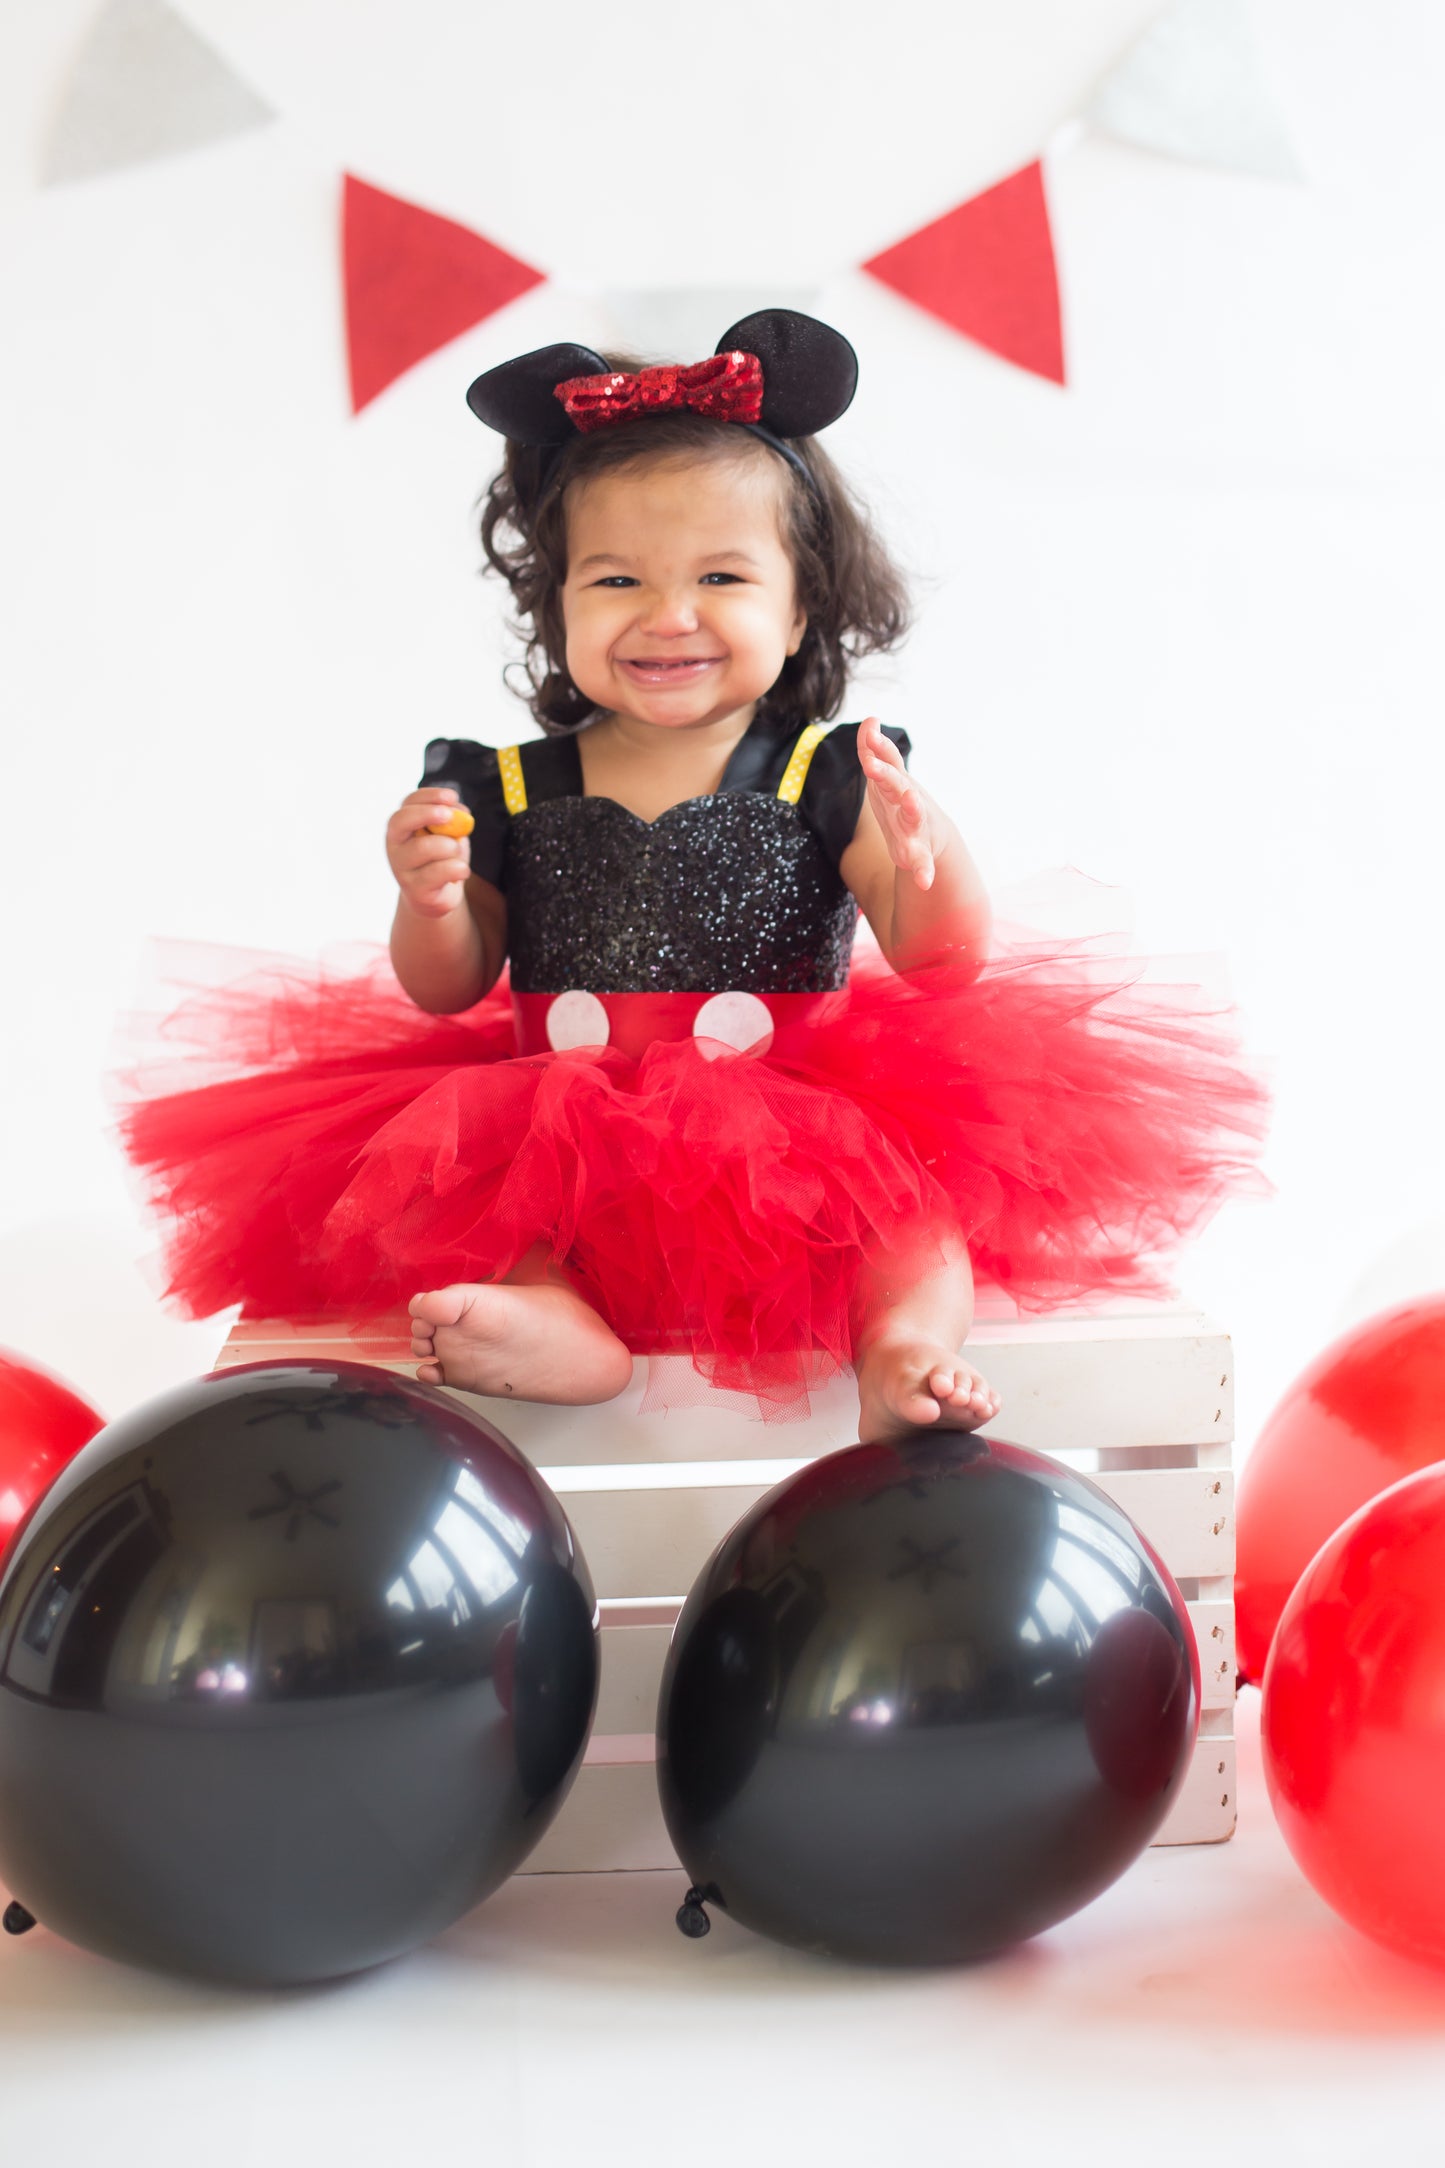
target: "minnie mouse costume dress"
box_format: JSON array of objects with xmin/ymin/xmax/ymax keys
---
[
  {"xmin": 122, "ymin": 708, "xmax": 1265, "ymax": 1415},
  {"xmin": 119, "ymin": 312, "xmax": 1268, "ymax": 1415}
]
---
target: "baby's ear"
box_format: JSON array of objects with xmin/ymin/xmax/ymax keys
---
[{"xmin": 787, "ymin": 605, "xmax": 807, "ymax": 656}]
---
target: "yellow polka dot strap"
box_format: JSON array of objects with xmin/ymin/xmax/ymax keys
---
[
  {"xmin": 775, "ymin": 722, "xmax": 828, "ymax": 804},
  {"xmin": 497, "ymin": 744, "xmax": 528, "ymax": 816}
]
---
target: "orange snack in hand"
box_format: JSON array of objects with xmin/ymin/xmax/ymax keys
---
[{"xmin": 426, "ymin": 804, "xmax": 474, "ymax": 840}]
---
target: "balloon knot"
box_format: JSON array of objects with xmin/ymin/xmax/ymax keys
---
[
  {"xmin": 3, "ymin": 1902, "xmax": 36, "ymax": 1937},
  {"xmin": 675, "ymin": 1885, "xmax": 713, "ymax": 1939}
]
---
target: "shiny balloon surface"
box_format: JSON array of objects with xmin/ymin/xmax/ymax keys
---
[
  {"xmin": 1235, "ymin": 1297, "xmax": 1445, "ymax": 1681},
  {"xmin": 0, "ymin": 1361, "xmax": 597, "ymax": 1985},
  {"xmin": 657, "ymin": 1431, "xmax": 1198, "ymax": 1965},
  {"xmin": 0, "ymin": 1349, "xmax": 103, "ymax": 1559},
  {"xmin": 1263, "ymin": 1463, "xmax": 1445, "ymax": 1966}
]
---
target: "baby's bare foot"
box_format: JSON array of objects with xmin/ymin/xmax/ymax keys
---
[
  {"xmin": 408, "ymin": 1282, "xmax": 633, "ymax": 1404},
  {"xmin": 856, "ymin": 1337, "xmax": 1001, "ymax": 1445}
]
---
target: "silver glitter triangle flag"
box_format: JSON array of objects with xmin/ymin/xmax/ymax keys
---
[
  {"xmin": 1086, "ymin": 0, "xmax": 1304, "ymax": 182},
  {"xmin": 41, "ymin": 0, "xmax": 274, "ymax": 187}
]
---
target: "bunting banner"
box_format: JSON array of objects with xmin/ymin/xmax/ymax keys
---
[
  {"xmin": 1085, "ymin": 0, "xmax": 1303, "ymax": 181},
  {"xmin": 41, "ymin": 0, "xmax": 273, "ymax": 188},
  {"xmin": 342, "ymin": 175, "xmax": 546, "ymax": 414},
  {"xmin": 862, "ymin": 162, "xmax": 1066, "ymax": 386},
  {"xmin": 31, "ymin": 8, "xmax": 1309, "ymax": 401}
]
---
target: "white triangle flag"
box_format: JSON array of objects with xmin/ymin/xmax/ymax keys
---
[
  {"xmin": 41, "ymin": 0, "xmax": 273, "ymax": 187},
  {"xmin": 1086, "ymin": 0, "xmax": 1303, "ymax": 182},
  {"xmin": 599, "ymin": 289, "xmax": 824, "ymax": 360}
]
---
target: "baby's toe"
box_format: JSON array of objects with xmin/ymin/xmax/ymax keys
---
[{"xmin": 409, "ymin": 1285, "xmax": 469, "ymax": 1330}]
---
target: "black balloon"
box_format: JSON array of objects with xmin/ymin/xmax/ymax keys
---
[
  {"xmin": 0, "ymin": 1360, "xmax": 597, "ymax": 1985},
  {"xmin": 657, "ymin": 1431, "xmax": 1198, "ymax": 1965}
]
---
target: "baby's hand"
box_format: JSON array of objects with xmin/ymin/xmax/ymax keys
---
[
  {"xmin": 387, "ymin": 788, "xmax": 471, "ymax": 919},
  {"xmin": 858, "ymin": 716, "xmax": 939, "ymax": 891}
]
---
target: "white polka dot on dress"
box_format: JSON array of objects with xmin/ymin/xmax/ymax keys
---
[
  {"xmin": 545, "ymin": 990, "xmax": 610, "ymax": 1051},
  {"xmin": 692, "ymin": 991, "xmax": 775, "ymax": 1059}
]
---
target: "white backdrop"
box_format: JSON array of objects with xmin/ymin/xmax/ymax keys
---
[{"xmin": 2, "ymin": 0, "xmax": 1443, "ymax": 1444}]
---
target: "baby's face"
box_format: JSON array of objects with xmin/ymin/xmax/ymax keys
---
[{"xmin": 560, "ymin": 450, "xmax": 806, "ymax": 735}]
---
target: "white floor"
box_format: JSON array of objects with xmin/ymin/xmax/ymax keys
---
[{"xmin": 3, "ymin": 1690, "xmax": 1444, "ymax": 2166}]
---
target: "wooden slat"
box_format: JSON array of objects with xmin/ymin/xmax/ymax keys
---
[
  {"xmin": 526, "ymin": 1754, "xmax": 668, "ymax": 1876},
  {"xmin": 967, "ymin": 1314, "xmax": 1232, "ymax": 1454},
  {"xmin": 596, "ymin": 1623, "xmax": 676, "ymax": 1734},
  {"xmin": 551, "ymin": 1463, "xmax": 1233, "ymax": 1596},
  {"xmin": 1192, "ymin": 1600, "xmax": 1236, "ymax": 1708},
  {"xmin": 592, "ymin": 1596, "xmax": 1235, "ymax": 1735},
  {"xmin": 214, "ymin": 1303, "xmax": 1232, "ymax": 1463},
  {"xmin": 1155, "ymin": 1735, "xmax": 1237, "ymax": 1845},
  {"xmin": 520, "ymin": 1730, "xmax": 1236, "ymax": 1875}
]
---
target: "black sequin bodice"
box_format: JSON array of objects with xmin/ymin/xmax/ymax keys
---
[
  {"xmin": 508, "ymin": 794, "xmax": 860, "ymax": 994},
  {"xmin": 421, "ymin": 713, "xmax": 914, "ymax": 998}
]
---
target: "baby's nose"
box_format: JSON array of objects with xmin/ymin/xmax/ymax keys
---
[{"xmin": 638, "ymin": 588, "xmax": 700, "ymax": 634}]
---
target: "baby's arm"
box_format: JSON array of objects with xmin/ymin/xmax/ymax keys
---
[
  {"xmin": 387, "ymin": 786, "xmax": 507, "ymax": 1012},
  {"xmin": 839, "ymin": 718, "xmax": 991, "ymax": 977}
]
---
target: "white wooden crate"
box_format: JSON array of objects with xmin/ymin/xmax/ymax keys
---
[{"xmin": 216, "ymin": 1296, "xmax": 1238, "ymax": 1868}]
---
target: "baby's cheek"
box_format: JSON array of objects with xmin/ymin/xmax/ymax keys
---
[{"xmin": 562, "ymin": 611, "xmax": 612, "ymax": 695}]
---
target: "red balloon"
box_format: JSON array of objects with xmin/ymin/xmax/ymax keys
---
[
  {"xmin": 0, "ymin": 1349, "xmax": 103, "ymax": 1557},
  {"xmin": 1235, "ymin": 1296, "xmax": 1445, "ymax": 1682},
  {"xmin": 1262, "ymin": 1464, "xmax": 1445, "ymax": 1965}
]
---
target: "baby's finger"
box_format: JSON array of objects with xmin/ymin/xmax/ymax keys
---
[
  {"xmin": 865, "ymin": 759, "xmax": 911, "ymax": 805},
  {"xmin": 395, "ymin": 833, "xmax": 471, "ymax": 874},
  {"xmin": 403, "ymin": 875, "xmax": 467, "ymax": 920},
  {"xmin": 888, "ymin": 826, "xmax": 932, "ymax": 887},
  {"xmin": 388, "ymin": 790, "xmax": 460, "ymax": 844},
  {"xmin": 885, "ymin": 784, "xmax": 924, "ymax": 833},
  {"xmin": 405, "ymin": 841, "xmax": 472, "ymax": 884},
  {"xmin": 861, "ymin": 717, "xmax": 906, "ymax": 772}
]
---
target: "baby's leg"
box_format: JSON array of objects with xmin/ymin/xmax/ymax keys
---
[
  {"xmin": 851, "ymin": 1236, "xmax": 1001, "ymax": 1444},
  {"xmin": 409, "ymin": 1247, "xmax": 633, "ymax": 1404}
]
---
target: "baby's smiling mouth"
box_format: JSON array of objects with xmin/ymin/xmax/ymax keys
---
[{"xmin": 618, "ymin": 656, "xmax": 724, "ymax": 676}]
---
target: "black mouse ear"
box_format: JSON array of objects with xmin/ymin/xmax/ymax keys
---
[
  {"xmin": 714, "ymin": 310, "xmax": 858, "ymax": 438},
  {"xmin": 465, "ymin": 343, "xmax": 609, "ymax": 445}
]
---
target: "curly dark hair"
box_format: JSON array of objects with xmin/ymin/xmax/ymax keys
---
[{"xmin": 478, "ymin": 370, "xmax": 911, "ymax": 735}]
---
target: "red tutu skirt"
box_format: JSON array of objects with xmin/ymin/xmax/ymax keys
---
[{"xmin": 118, "ymin": 927, "xmax": 1268, "ymax": 1417}]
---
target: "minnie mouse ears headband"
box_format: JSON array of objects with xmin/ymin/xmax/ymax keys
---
[{"xmin": 464, "ymin": 309, "xmax": 858, "ymax": 483}]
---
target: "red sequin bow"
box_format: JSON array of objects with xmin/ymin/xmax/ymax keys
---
[{"xmin": 554, "ymin": 350, "xmax": 764, "ymax": 434}]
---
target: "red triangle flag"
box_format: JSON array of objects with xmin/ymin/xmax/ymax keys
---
[
  {"xmin": 862, "ymin": 162, "xmax": 1065, "ymax": 386},
  {"xmin": 343, "ymin": 174, "xmax": 546, "ymax": 414}
]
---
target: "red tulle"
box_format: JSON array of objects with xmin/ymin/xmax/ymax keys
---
[{"xmin": 117, "ymin": 937, "xmax": 1268, "ymax": 1417}]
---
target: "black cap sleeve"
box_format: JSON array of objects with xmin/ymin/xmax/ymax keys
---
[
  {"xmin": 795, "ymin": 721, "xmax": 912, "ymax": 872},
  {"xmin": 420, "ymin": 737, "xmax": 511, "ymax": 891}
]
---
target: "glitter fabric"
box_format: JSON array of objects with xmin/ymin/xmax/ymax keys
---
[
  {"xmin": 554, "ymin": 352, "xmax": 765, "ymax": 434},
  {"xmin": 507, "ymin": 795, "xmax": 859, "ymax": 993}
]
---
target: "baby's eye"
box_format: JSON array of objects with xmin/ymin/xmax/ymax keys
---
[
  {"xmin": 700, "ymin": 572, "xmax": 743, "ymax": 585},
  {"xmin": 594, "ymin": 575, "xmax": 639, "ymax": 589}
]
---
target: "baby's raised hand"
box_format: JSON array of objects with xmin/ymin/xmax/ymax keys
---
[
  {"xmin": 858, "ymin": 715, "xmax": 940, "ymax": 892},
  {"xmin": 387, "ymin": 788, "xmax": 472, "ymax": 919}
]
